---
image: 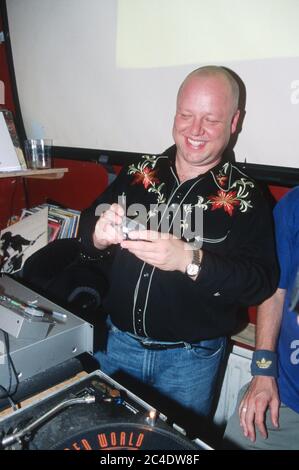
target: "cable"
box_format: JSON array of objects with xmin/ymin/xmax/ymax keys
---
[
  {"xmin": 0, "ymin": 384, "xmax": 18, "ymax": 411},
  {"xmin": 3, "ymin": 330, "xmax": 19, "ymax": 396},
  {"xmin": 7, "ymin": 177, "xmax": 19, "ymax": 226},
  {"xmin": 0, "ymin": 329, "xmax": 20, "ymax": 411}
]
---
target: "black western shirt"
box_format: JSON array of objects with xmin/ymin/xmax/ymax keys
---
[{"xmin": 80, "ymin": 150, "xmax": 279, "ymax": 342}]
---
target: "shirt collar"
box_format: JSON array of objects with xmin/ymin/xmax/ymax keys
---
[{"xmin": 162, "ymin": 144, "xmax": 231, "ymax": 185}]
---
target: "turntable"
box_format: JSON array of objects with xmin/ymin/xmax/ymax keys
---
[{"xmin": 0, "ymin": 370, "xmax": 211, "ymax": 450}]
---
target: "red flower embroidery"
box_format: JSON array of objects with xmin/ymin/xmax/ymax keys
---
[
  {"xmin": 131, "ymin": 167, "xmax": 160, "ymax": 189},
  {"xmin": 209, "ymin": 190, "xmax": 240, "ymax": 216},
  {"xmin": 216, "ymin": 175, "xmax": 228, "ymax": 187}
]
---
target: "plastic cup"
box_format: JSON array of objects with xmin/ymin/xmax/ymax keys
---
[{"xmin": 24, "ymin": 139, "xmax": 52, "ymax": 169}]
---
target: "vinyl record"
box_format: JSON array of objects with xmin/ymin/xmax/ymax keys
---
[{"xmin": 29, "ymin": 404, "xmax": 199, "ymax": 450}]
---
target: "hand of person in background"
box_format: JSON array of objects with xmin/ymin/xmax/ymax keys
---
[
  {"xmin": 93, "ymin": 203, "xmax": 124, "ymax": 249},
  {"xmin": 121, "ymin": 230, "xmax": 193, "ymax": 273},
  {"xmin": 239, "ymin": 375, "xmax": 280, "ymax": 442}
]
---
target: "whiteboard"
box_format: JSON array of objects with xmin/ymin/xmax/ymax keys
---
[{"xmin": 6, "ymin": 0, "xmax": 299, "ymax": 168}]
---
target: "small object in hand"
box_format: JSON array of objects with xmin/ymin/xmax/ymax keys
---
[{"xmin": 121, "ymin": 216, "xmax": 146, "ymax": 240}]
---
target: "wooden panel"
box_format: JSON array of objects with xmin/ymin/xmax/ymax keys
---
[
  {"xmin": 0, "ymin": 371, "xmax": 87, "ymax": 418},
  {"xmin": 0, "ymin": 168, "xmax": 68, "ymax": 179}
]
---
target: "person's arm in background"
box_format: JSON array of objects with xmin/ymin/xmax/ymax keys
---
[
  {"xmin": 239, "ymin": 288, "xmax": 284, "ymax": 441},
  {"xmin": 238, "ymin": 188, "xmax": 299, "ymax": 442}
]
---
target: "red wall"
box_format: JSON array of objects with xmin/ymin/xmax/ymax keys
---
[
  {"xmin": 0, "ymin": 16, "xmax": 15, "ymax": 112},
  {"xmin": 268, "ymin": 185, "xmax": 290, "ymax": 201},
  {"xmin": 0, "ymin": 14, "xmax": 27, "ymax": 228},
  {"xmin": 25, "ymin": 158, "xmax": 108, "ymax": 211}
]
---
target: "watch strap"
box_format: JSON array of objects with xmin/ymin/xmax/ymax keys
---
[
  {"xmin": 186, "ymin": 249, "xmax": 202, "ymax": 277},
  {"xmin": 192, "ymin": 249, "xmax": 201, "ymax": 266}
]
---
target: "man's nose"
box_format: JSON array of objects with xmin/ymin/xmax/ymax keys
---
[{"xmin": 190, "ymin": 118, "xmax": 205, "ymax": 136}]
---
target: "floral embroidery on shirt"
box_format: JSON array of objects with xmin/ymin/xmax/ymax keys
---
[
  {"xmin": 184, "ymin": 174, "xmax": 254, "ymax": 221},
  {"xmin": 231, "ymin": 178, "xmax": 254, "ymax": 212},
  {"xmin": 195, "ymin": 196, "xmax": 209, "ymax": 211},
  {"xmin": 131, "ymin": 166, "xmax": 159, "ymax": 189},
  {"xmin": 216, "ymin": 175, "xmax": 228, "ymax": 187},
  {"xmin": 209, "ymin": 190, "xmax": 240, "ymax": 216},
  {"xmin": 128, "ymin": 155, "xmax": 166, "ymax": 204},
  {"xmin": 207, "ymin": 178, "xmax": 254, "ymax": 216}
]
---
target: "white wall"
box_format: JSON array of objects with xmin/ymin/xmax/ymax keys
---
[{"xmin": 6, "ymin": 0, "xmax": 299, "ymax": 167}]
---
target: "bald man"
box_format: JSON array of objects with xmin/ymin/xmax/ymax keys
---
[{"xmin": 79, "ymin": 66, "xmax": 278, "ymax": 437}]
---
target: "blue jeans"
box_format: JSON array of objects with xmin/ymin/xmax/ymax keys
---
[{"xmin": 94, "ymin": 321, "xmax": 226, "ymax": 432}]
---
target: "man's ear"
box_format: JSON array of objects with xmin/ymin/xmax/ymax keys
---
[{"xmin": 231, "ymin": 110, "xmax": 240, "ymax": 134}]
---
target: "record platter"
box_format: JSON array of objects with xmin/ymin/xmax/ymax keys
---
[{"xmin": 0, "ymin": 370, "xmax": 209, "ymax": 450}]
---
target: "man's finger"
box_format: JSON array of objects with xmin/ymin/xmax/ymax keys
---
[
  {"xmin": 246, "ymin": 407, "xmax": 257, "ymax": 442},
  {"xmin": 127, "ymin": 230, "xmax": 157, "ymax": 241},
  {"xmin": 110, "ymin": 203, "xmax": 125, "ymax": 217},
  {"xmin": 239, "ymin": 402, "xmax": 249, "ymax": 436},
  {"xmin": 102, "ymin": 209, "xmax": 123, "ymax": 226},
  {"xmin": 254, "ymin": 404, "xmax": 268, "ymax": 439},
  {"xmin": 128, "ymin": 230, "xmax": 173, "ymax": 241},
  {"xmin": 269, "ymin": 399, "xmax": 280, "ymax": 428},
  {"xmin": 121, "ymin": 240, "xmax": 155, "ymax": 252}
]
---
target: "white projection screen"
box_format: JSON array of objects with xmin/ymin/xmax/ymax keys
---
[{"xmin": 6, "ymin": 0, "xmax": 299, "ymax": 168}]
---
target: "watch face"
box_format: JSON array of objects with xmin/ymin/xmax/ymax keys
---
[{"xmin": 186, "ymin": 263, "xmax": 199, "ymax": 276}]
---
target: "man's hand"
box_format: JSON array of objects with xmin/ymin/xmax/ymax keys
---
[
  {"xmin": 239, "ymin": 375, "xmax": 280, "ymax": 442},
  {"xmin": 120, "ymin": 230, "xmax": 192, "ymax": 273},
  {"xmin": 93, "ymin": 203, "xmax": 124, "ymax": 249}
]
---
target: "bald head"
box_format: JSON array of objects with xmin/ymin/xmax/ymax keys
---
[
  {"xmin": 173, "ymin": 65, "xmax": 241, "ymax": 176},
  {"xmin": 177, "ymin": 66, "xmax": 240, "ymax": 115}
]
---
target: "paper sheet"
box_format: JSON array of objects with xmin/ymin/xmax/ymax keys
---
[{"xmin": 0, "ymin": 111, "xmax": 22, "ymax": 172}]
